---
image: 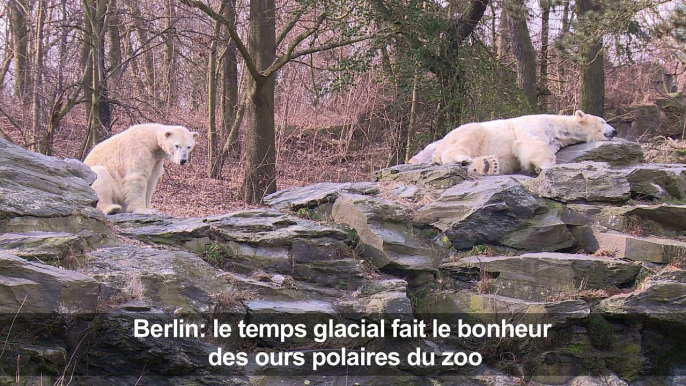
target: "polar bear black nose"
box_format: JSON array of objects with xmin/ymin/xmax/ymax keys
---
[
  {"xmin": 604, "ymin": 126, "xmax": 617, "ymax": 139},
  {"xmin": 180, "ymin": 159, "xmax": 188, "ymax": 165}
]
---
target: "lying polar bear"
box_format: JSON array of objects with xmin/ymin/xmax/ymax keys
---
[
  {"xmin": 84, "ymin": 123, "xmax": 199, "ymax": 215},
  {"xmin": 414, "ymin": 110, "xmax": 616, "ymax": 175}
]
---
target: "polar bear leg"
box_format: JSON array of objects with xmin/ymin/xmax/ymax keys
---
[
  {"xmin": 122, "ymin": 172, "xmax": 157, "ymax": 214},
  {"xmin": 146, "ymin": 161, "xmax": 165, "ymax": 208},
  {"xmin": 514, "ymin": 139, "xmax": 556, "ymax": 174},
  {"xmin": 469, "ymin": 154, "xmax": 519, "ymax": 175},
  {"xmin": 438, "ymin": 147, "xmax": 473, "ymax": 166},
  {"xmin": 90, "ymin": 166, "xmax": 123, "ymax": 215}
]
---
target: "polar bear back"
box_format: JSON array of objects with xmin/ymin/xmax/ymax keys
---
[
  {"xmin": 84, "ymin": 124, "xmax": 168, "ymax": 174},
  {"xmin": 429, "ymin": 112, "xmax": 616, "ymax": 174},
  {"xmin": 433, "ymin": 119, "xmax": 518, "ymax": 164}
]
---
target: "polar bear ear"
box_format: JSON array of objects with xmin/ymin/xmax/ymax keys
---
[
  {"xmin": 574, "ymin": 110, "xmax": 586, "ymax": 121},
  {"xmin": 164, "ymin": 131, "xmax": 172, "ymax": 138},
  {"xmin": 191, "ymin": 132, "xmax": 199, "ymax": 140}
]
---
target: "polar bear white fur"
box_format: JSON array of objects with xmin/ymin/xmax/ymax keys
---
[
  {"xmin": 84, "ymin": 123, "xmax": 199, "ymax": 215},
  {"xmin": 430, "ymin": 110, "xmax": 617, "ymax": 175}
]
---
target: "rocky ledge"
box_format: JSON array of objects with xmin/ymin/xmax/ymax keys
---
[{"xmin": 1, "ymin": 136, "xmax": 685, "ymax": 386}]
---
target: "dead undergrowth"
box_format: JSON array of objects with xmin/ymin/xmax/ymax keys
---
[{"xmin": 641, "ymin": 136, "xmax": 686, "ymax": 164}]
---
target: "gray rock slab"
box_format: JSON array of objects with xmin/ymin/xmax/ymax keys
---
[
  {"xmin": 82, "ymin": 245, "xmax": 229, "ymax": 313},
  {"xmin": 205, "ymin": 210, "xmax": 367, "ymax": 290},
  {"xmin": 443, "ymin": 253, "xmax": 640, "ymax": 301},
  {"xmin": 624, "ymin": 204, "xmax": 686, "ymax": 231},
  {"xmin": 415, "ymin": 176, "xmax": 575, "ymax": 251},
  {"xmin": 0, "ymin": 232, "xmax": 83, "ymax": 262},
  {"xmin": 0, "ymin": 137, "xmax": 99, "ymax": 219},
  {"xmin": 525, "ymin": 162, "xmax": 631, "ymax": 203},
  {"xmin": 414, "ymin": 289, "xmax": 590, "ymax": 326},
  {"xmin": 556, "ymin": 139, "xmax": 644, "ymax": 167},
  {"xmin": 374, "ymin": 163, "xmax": 468, "ymax": 189},
  {"xmin": 591, "ymin": 231, "xmax": 686, "ymax": 264},
  {"xmin": 621, "ymin": 163, "xmax": 686, "ymax": 200},
  {"xmin": 332, "ymin": 194, "xmax": 440, "ymax": 274},
  {"xmin": 264, "ymin": 182, "xmax": 379, "ymax": 210},
  {"xmin": 597, "ymin": 269, "xmax": 686, "ymax": 324},
  {"xmin": 115, "ymin": 216, "xmax": 212, "ymax": 252},
  {"xmin": 0, "ymin": 251, "xmax": 101, "ymax": 314}
]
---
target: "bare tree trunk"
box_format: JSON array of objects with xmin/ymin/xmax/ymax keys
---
[
  {"xmin": 454, "ymin": 0, "xmax": 489, "ymax": 45},
  {"xmin": 163, "ymin": 0, "xmax": 177, "ymax": 106},
  {"xmin": 221, "ymin": 0, "xmax": 239, "ymax": 154},
  {"xmin": 41, "ymin": 94, "xmax": 61, "ymax": 156},
  {"xmin": 80, "ymin": 7, "xmax": 94, "ymax": 138},
  {"xmin": 32, "ymin": 0, "xmax": 46, "ymax": 151},
  {"xmin": 210, "ymin": 0, "xmax": 239, "ymax": 179},
  {"xmin": 405, "ymin": 68, "xmax": 419, "ymax": 164},
  {"xmin": 207, "ymin": 16, "xmax": 221, "ymax": 178},
  {"xmin": 490, "ymin": 1, "xmax": 497, "ymax": 52},
  {"xmin": 539, "ymin": 0, "xmax": 551, "ymax": 111},
  {"xmin": 310, "ymin": 53, "xmax": 320, "ymax": 105},
  {"xmin": 95, "ymin": 0, "xmax": 112, "ymax": 135},
  {"xmin": 131, "ymin": 3, "xmax": 156, "ymax": 101},
  {"xmin": 0, "ymin": 53, "xmax": 13, "ymax": 90},
  {"xmin": 557, "ymin": 0, "xmax": 571, "ymax": 94},
  {"xmin": 497, "ymin": 9, "xmax": 509, "ymax": 60},
  {"xmin": 578, "ymin": 0, "xmax": 605, "ymax": 116},
  {"xmin": 243, "ymin": 0, "xmax": 277, "ymax": 203},
  {"xmin": 507, "ymin": 0, "xmax": 537, "ymax": 110},
  {"xmin": 496, "ymin": 8, "xmax": 512, "ymax": 60},
  {"xmin": 57, "ymin": 0, "xmax": 68, "ymax": 92},
  {"xmin": 561, "ymin": 1, "xmax": 571, "ymax": 35},
  {"xmin": 108, "ymin": 0, "xmax": 123, "ymax": 85},
  {"xmin": 80, "ymin": 0, "xmax": 109, "ymax": 159},
  {"xmin": 8, "ymin": 0, "xmax": 32, "ymax": 105}
]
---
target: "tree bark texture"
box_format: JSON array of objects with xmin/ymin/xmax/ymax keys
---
[
  {"xmin": 207, "ymin": 15, "xmax": 221, "ymax": 178},
  {"xmin": 32, "ymin": 0, "xmax": 46, "ymax": 151},
  {"xmin": 242, "ymin": 0, "xmax": 277, "ymax": 203},
  {"xmin": 578, "ymin": 0, "xmax": 605, "ymax": 116},
  {"xmin": 107, "ymin": 0, "xmax": 123, "ymax": 86},
  {"xmin": 163, "ymin": 0, "xmax": 177, "ymax": 106},
  {"xmin": 506, "ymin": 0, "xmax": 537, "ymax": 110},
  {"xmin": 539, "ymin": 0, "xmax": 551, "ymax": 111},
  {"xmin": 8, "ymin": 0, "xmax": 32, "ymax": 105},
  {"xmin": 210, "ymin": 0, "xmax": 239, "ymax": 179}
]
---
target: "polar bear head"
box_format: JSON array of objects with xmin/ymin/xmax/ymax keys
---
[
  {"xmin": 161, "ymin": 126, "xmax": 199, "ymax": 165},
  {"xmin": 574, "ymin": 110, "xmax": 617, "ymax": 142}
]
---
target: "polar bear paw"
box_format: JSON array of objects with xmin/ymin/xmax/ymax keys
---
[
  {"xmin": 132, "ymin": 207, "xmax": 160, "ymax": 215},
  {"xmin": 101, "ymin": 204, "xmax": 123, "ymax": 215},
  {"xmin": 441, "ymin": 152, "xmax": 473, "ymax": 166},
  {"xmin": 469, "ymin": 156, "xmax": 501, "ymax": 176}
]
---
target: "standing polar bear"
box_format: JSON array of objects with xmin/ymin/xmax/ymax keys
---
[
  {"xmin": 84, "ymin": 123, "xmax": 199, "ymax": 215},
  {"xmin": 430, "ymin": 110, "xmax": 617, "ymax": 175}
]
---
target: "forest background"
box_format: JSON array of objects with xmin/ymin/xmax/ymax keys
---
[{"xmin": 1, "ymin": 0, "xmax": 685, "ymax": 216}]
